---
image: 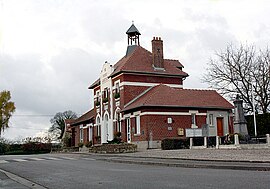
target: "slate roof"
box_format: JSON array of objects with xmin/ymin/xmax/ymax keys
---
[
  {"xmin": 71, "ymin": 109, "xmax": 95, "ymax": 126},
  {"xmin": 110, "ymin": 46, "xmax": 188, "ymax": 78},
  {"xmin": 123, "ymin": 84, "xmax": 233, "ymax": 112},
  {"xmin": 126, "ymin": 24, "xmax": 141, "ymax": 35}
]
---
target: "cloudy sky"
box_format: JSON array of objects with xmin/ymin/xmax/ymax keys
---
[{"xmin": 1, "ymin": 0, "xmax": 270, "ymax": 140}]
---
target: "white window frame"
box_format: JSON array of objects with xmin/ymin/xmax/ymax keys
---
[
  {"xmin": 191, "ymin": 113, "xmax": 196, "ymax": 128},
  {"xmin": 209, "ymin": 114, "xmax": 214, "ymax": 126},
  {"xmin": 80, "ymin": 127, "xmax": 83, "ymax": 142}
]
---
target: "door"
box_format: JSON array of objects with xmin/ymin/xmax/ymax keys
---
[
  {"xmin": 126, "ymin": 118, "xmax": 131, "ymax": 143},
  {"xmin": 217, "ymin": 117, "xmax": 224, "ymax": 136}
]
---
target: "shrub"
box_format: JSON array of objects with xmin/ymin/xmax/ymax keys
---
[
  {"xmin": 78, "ymin": 142, "xmax": 84, "ymax": 148},
  {"xmin": 0, "ymin": 139, "xmax": 9, "ymax": 154},
  {"xmin": 114, "ymin": 92, "xmax": 120, "ymax": 99},
  {"xmin": 21, "ymin": 142, "xmax": 52, "ymax": 154},
  {"xmin": 102, "ymin": 97, "xmax": 108, "ymax": 103},
  {"xmin": 161, "ymin": 138, "xmax": 189, "ymax": 150},
  {"xmin": 85, "ymin": 141, "xmax": 92, "ymax": 148},
  {"xmin": 95, "ymin": 101, "xmax": 100, "ymax": 106},
  {"xmin": 114, "ymin": 132, "xmax": 121, "ymax": 138}
]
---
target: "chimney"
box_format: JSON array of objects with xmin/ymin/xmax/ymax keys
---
[{"xmin": 152, "ymin": 37, "xmax": 164, "ymax": 68}]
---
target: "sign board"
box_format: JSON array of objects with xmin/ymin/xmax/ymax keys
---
[{"xmin": 185, "ymin": 128, "xmax": 204, "ymax": 137}]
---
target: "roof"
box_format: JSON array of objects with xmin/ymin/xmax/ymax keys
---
[
  {"xmin": 123, "ymin": 84, "xmax": 234, "ymax": 112},
  {"xmin": 71, "ymin": 109, "xmax": 95, "ymax": 126},
  {"xmin": 111, "ymin": 46, "xmax": 188, "ymax": 78},
  {"xmin": 89, "ymin": 78, "xmax": 100, "ymax": 89},
  {"xmin": 64, "ymin": 119, "xmax": 75, "ymax": 125},
  {"xmin": 126, "ymin": 24, "xmax": 141, "ymax": 35}
]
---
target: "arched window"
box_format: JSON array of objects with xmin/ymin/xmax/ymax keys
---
[
  {"xmin": 96, "ymin": 115, "xmax": 101, "ymax": 136},
  {"xmin": 104, "ymin": 113, "xmax": 109, "ymax": 141},
  {"xmin": 114, "ymin": 108, "xmax": 122, "ymax": 132}
]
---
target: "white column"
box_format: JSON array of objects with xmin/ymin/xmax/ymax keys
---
[
  {"xmin": 234, "ymin": 134, "xmax": 240, "ymax": 146},
  {"xmin": 266, "ymin": 134, "xmax": 270, "ymax": 145},
  {"xmin": 216, "ymin": 136, "xmax": 219, "ymax": 149},
  {"xmin": 189, "ymin": 138, "xmax": 193, "ymax": 149},
  {"xmin": 204, "ymin": 137, "xmax": 207, "ymax": 148}
]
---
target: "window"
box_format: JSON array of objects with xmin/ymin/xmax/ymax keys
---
[
  {"xmin": 96, "ymin": 91, "xmax": 100, "ymax": 102},
  {"xmin": 209, "ymin": 114, "xmax": 214, "ymax": 126},
  {"xmin": 191, "ymin": 113, "xmax": 196, "ymax": 125},
  {"xmin": 135, "ymin": 116, "xmax": 140, "ymax": 135},
  {"xmin": 115, "ymin": 82, "xmax": 120, "ymax": 93},
  {"xmin": 96, "ymin": 116, "xmax": 101, "ymax": 136},
  {"xmin": 80, "ymin": 128, "xmax": 83, "ymax": 142},
  {"xmin": 116, "ymin": 112, "xmax": 121, "ymax": 132},
  {"xmin": 103, "ymin": 88, "xmax": 108, "ymax": 98}
]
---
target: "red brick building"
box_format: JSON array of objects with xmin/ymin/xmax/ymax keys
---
[
  {"xmin": 85, "ymin": 24, "xmax": 234, "ymax": 149},
  {"xmin": 64, "ymin": 24, "xmax": 234, "ymax": 148}
]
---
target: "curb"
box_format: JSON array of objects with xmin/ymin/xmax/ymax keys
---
[
  {"xmin": 70, "ymin": 152, "xmax": 270, "ymax": 171},
  {"xmin": 0, "ymin": 168, "xmax": 47, "ymax": 189},
  {"xmin": 72, "ymin": 151, "xmax": 270, "ymax": 164},
  {"xmin": 103, "ymin": 158, "xmax": 270, "ymax": 171}
]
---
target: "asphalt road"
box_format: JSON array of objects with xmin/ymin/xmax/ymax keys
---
[{"xmin": 0, "ymin": 153, "xmax": 270, "ymax": 189}]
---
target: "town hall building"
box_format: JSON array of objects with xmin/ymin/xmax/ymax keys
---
[{"xmin": 69, "ymin": 24, "xmax": 234, "ymax": 149}]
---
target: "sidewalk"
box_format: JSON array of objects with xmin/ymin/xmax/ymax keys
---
[
  {"xmin": 83, "ymin": 148, "xmax": 270, "ymax": 162},
  {"xmin": 113, "ymin": 148, "xmax": 270, "ymax": 163}
]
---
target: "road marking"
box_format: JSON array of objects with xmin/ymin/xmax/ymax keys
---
[
  {"xmin": 13, "ymin": 159, "xmax": 28, "ymax": 162},
  {"xmin": 61, "ymin": 157, "xmax": 76, "ymax": 160},
  {"xmin": 0, "ymin": 160, "xmax": 9, "ymax": 164},
  {"xmin": 45, "ymin": 157, "xmax": 61, "ymax": 160},
  {"xmin": 28, "ymin": 158, "xmax": 44, "ymax": 161},
  {"xmin": 81, "ymin": 158, "xmax": 96, "ymax": 161}
]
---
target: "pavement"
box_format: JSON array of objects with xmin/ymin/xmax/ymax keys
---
[
  {"xmin": 78, "ymin": 148, "xmax": 270, "ymax": 171},
  {"xmin": 1, "ymin": 148, "xmax": 270, "ymax": 188}
]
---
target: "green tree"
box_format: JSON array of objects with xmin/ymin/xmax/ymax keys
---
[
  {"xmin": 0, "ymin": 91, "xmax": 16, "ymax": 136},
  {"xmin": 49, "ymin": 110, "xmax": 77, "ymax": 139}
]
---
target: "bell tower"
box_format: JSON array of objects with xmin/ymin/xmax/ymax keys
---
[{"xmin": 126, "ymin": 22, "xmax": 141, "ymax": 46}]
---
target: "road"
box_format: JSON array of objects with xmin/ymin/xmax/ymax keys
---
[{"xmin": 0, "ymin": 153, "xmax": 270, "ymax": 189}]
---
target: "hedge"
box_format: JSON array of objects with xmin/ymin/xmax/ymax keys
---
[{"xmin": 161, "ymin": 138, "xmax": 189, "ymax": 150}]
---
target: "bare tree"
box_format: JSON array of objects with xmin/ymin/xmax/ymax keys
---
[
  {"xmin": 49, "ymin": 110, "xmax": 77, "ymax": 139},
  {"xmin": 203, "ymin": 44, "xmax": 270, "ymax": 114}
]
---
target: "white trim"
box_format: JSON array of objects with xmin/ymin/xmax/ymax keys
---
[
  {"xmin": 134, "ymin": 111, "xmax": 141, "ymax": 116},
  {"xmin": 140, "ymin": 112, "xmax": 207, "ymax": 116},
  {"xmin": 124, "ymin": 113, "xmax": 131, "ymax": 118},
  {"xmin": 120, "ymin": 81, "xmax": 183, "ymax": 88}
]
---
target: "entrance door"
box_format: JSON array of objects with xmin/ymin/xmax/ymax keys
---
[
  {"xmin": 126, "ymin": 118, "xmax": 131, "ymax": 143},
  {"xmin": 217, "ymin": 117, "xmax": 224, "ymax": 136}
]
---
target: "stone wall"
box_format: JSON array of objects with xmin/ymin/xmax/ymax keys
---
[{"xmin": 89, "ymin": 143, "xmax": 137, "ymax": 153}]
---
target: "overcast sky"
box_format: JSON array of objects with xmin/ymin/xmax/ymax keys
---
[{"xmin": 1, "ymin": 0, "xmax": 270, "ymax": 140}]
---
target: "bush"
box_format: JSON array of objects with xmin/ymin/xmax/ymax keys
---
[
  {"xmin": 21, "ymin": 142, "xmax": 52, "ymax": 154},
  {"xmin": 0, "ymin": 139, "xmax": 9, "ymax": 154},
  {"xmin": 85, "ymin": 141, "xmax": 92, "ymax": 148},
  {"xmin": 114, "ymin": 92, "xmax": 120, "ymax": 99},
  {"xmin": 78, "ymin": 142, "xmax": 84, "ymax": 148},
  {"xmin": 161, "ymin": 138, "xmax": 189, "ymax": 150}
]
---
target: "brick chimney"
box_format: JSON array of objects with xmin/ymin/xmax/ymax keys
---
[{"xmin": 152, "ymin": 37, "xmax": 164, "ymax": 68}]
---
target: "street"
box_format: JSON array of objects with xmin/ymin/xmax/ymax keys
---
[{"xmin": 0, "ymin": 153, "xmax": 270, "ymax": 189}]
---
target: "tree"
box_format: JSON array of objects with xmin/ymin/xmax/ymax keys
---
[
  {"xmin": 0, "ymin": 91, "xmax": 16, "ymax": 136},
  {"xmin": 49, "ymin": 110, "xmax": 77, "ymax": 139},
  {"xmin": 203, "ymin": 44, "xmax": 270, "ymax": 114}
]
